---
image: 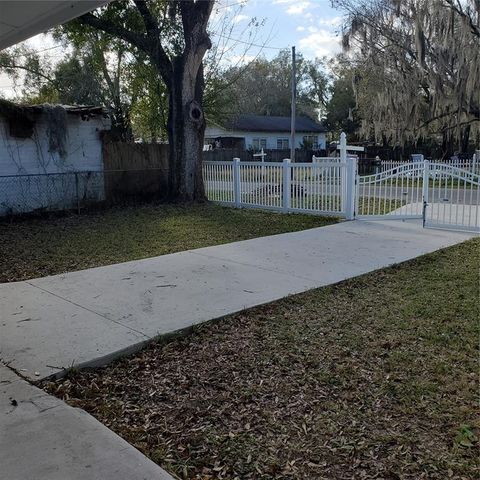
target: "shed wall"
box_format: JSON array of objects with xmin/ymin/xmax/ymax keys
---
[{"xmin": 0, "ymin": 113, "xmax": 109, "ymax": 215}]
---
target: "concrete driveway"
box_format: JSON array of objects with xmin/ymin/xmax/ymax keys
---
[{"xmin": 0, "ymin": 218, "xmax": 475, "ymax": 381}]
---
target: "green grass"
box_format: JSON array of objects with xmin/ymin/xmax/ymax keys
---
[
  {"xmin": 45, "ymin": 239, "xmax": 480, "ymax": 480},
  {"xmin": 0, "ymin": 203, "xmax": 337, "ymax": 282},
  {"xmin": 205, "ymin": 192, "xmax": 406, "ymax": 216},
  {"xmin": 356, "ymin": 197, "xmax": 406, "ymax": 215}
]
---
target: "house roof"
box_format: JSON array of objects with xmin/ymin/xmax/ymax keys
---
[{"xmin": 223, "ymin": 114, "xmax": 326, "ymax": 133}]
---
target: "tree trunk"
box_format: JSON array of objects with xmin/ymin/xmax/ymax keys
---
[
  {"xmin": 110, "ymin": 104, "xmax": 134, "ymax": 142},
  {"xmin": 166, "ymin": 59, "xmax": 206, "ymax": 202},
  {"xmin": 460, "ymin": 124, "xmax": 471, "ymax": 153},
  {"xmin": 76, "ymin": 0, "xmax": 214, "ymax": 202}
]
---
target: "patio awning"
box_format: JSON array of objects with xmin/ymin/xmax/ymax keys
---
[{"xmin": 0, "ymin": 1, "xmax": 111, "ymax": 50}]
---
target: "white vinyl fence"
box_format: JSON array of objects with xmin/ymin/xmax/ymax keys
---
[
  {"xmin": 357, "ymin": 163, "xmax": 425, "ymax": 218},
  {"xmin": 380, "ymin": 160, "xmax": 417, "ymax": 172},
  {"xmin": 357, "ymin": 160, "xmax": 479, "ymax": 231},
  {"xmin": 203, "ymin": 135, "xmax": 479, "ymax": 233},
  {"xmin": 203, "ymin": 156, "xmax": 355, "ymax": 218},
  {"xmin": 381, "ymin": 157, "xmax": 480, "ymax": 174},
  {"xmin": 424, "ymin": 162, "xmax": 479, "ymax": 232}
]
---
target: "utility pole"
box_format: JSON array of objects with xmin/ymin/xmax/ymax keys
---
[{"xmin": 290, "ymin": 46, "xmax": 296, "ymax": 163}]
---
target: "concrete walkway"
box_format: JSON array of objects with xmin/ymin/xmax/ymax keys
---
[
  {"xmin": 0, "ymin": 363, "xmax": 173, "ymax": 479},
  {"xmin": 1, "ymin": 219, "xmax": 475, "ymax": 381},
  {"xmin": 0, "ymin": 218, "xmax": 476, "ymax": 480}
]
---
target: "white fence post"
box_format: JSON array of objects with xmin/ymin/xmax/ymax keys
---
[
  {"xmin": 422, "ymin": 159, "xmax": 429, "ymax": 226},
  {"xmin": 282, "ymin": 158, "xmax": 291, "ymax": 212},
  {"xmin": 233, "ymin": 158, "xmax": 241, "ymax": 207},
  {"xmin": 339, "ymin": 132, "xmax": 355, "ymax": 220},
  {"xmin": 339, "ymin": 132, "xmax": 347, "ymax": 163},
  {"xmin": 345, "ymin": 156, "xmax": 357, "ymax": 220},
  {"xmin": 422, "ymin": 159, "xmax": 429, "ymax": 203},
  {"xmin": 340, "ymin": 132, "xmax": 346, "ymax": 216}
]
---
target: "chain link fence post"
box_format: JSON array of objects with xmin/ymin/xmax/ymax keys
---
[{"xmin": 75, "ymin": 172, "xmax": 80, "ymax": 214}]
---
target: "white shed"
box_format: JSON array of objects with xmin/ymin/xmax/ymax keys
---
[{"xmin": 0, "ymin": 101, "xmax": 111, "ymax": 215}]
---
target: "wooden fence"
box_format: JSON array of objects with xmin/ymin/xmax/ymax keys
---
[{"xmin": 102, "ymin": 141, "xmax": 170, "ymax": 202}]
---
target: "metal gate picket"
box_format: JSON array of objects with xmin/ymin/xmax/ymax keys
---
[
  {"xmin": 423, "ymin": 162, "xmax": 480, "ymax": 233},
  {"xmin": 355, "ymin": 163, "xmax": 424, "ymax": 220},
  {"xmin": 354, "ymin": 160, "xmax": 479, "ymax": 233}
]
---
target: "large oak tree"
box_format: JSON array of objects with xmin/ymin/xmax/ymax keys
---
[{"xmin": 76, "ymin": 0, "xmax": 214, "ymax": 201}]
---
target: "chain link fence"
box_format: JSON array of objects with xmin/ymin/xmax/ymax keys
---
[{"xmin": 0, "ymin": 169, "xmax": 169, "ymax": 217}]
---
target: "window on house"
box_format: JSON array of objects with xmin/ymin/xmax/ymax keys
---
[
  {"xmin": 303, "ymin": 135, "xmax": 319, "ymax": 149},
  {"xmin": 276, "ymin": 138, "xmax": 289, "ymax": 149},
  {"xmin": 252, "ymin": 138, "xmax": 267, "ymax": 150}
]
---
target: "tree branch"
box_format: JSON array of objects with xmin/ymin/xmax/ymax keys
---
[
  {"xmin": 77, "ymin": 8, "xmax": 172, "ymax": 85},
  {"xmin": 180, "ymin": 0, "xmax": 214, "ymax": 49},
  {"xmin": 440, "ymin": 117, "xmax": 480, "ymax": 132},
  {"xmin": 133, "ymin": 1, "xmax": 172, "ymax": 83},
  {"xmin": 179, "ymin": 0, "xmax": 214, "ymax": 73},
  {"xmin": 0, "ymin": 62, "xmax": 58, "ymax": 89},
  {"xmin": 418, "ymin": 108, "xmax": 480, "ymax": 131},
  {"xmin": 133, "ymin": 0, "xmax": 160, "ymax": 36},
  {"xmin": 442, "ymin": 0, "xmax": 480, "ymax": 37},
  {"xmin": 77, "ymin": 12, "xmax": 148, "ymax": 50}
]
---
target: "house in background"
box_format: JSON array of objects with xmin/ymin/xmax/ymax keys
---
[{"xmin": 205, "ymin": 114, "xmax": 327, "ymax": 151}]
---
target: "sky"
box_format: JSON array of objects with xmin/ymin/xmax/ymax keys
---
[
  {"xmin": 211, "ymin": 0, "xmax": 343, "ymax": 61},
  {"xmin": 0, "ymin": 0, "xmax": 345, "ymax": 99}
]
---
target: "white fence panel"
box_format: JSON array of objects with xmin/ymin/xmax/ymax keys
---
[
  {"xmin": 312, "ymin": 156, "xmax": 341, "ymax": 163},
  {"xmin": 380, "ymin": 160, "xmax": 409, "ymax": 172},
  {"xmin": 288, "ymin": 162, "xmax": 346, "ymax": 216},
  {"xmin": 424, "ymin": 162, "xmax": 480, "ymax": 232},
  {"xmin": 203, "ymin": 159, "xmax": 349, "ymax": 217},
  {"xmin": 381, "ymin": 158, "xmax": 480, "ymax": 174},
  {"xmin": 203, "ymin": 161, "xmax": 235, "ymax": 205},
  {"xmin": 357, "ymin": 163, "xmax": 424, "ymax": 218},
  {"xmin": 238, "ymin": 161, "xmax": 284, "ymax": 210}
]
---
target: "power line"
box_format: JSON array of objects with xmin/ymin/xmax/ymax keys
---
[
  {"xmin": 31, "ymin": 45, "xmax": 63, "ymax": 54},
  {"xmin": 12, "ymin": 44, "xmax": 63, "ymax": 56},
  {"xmin": 211, "ymin": 32, "xmax": 285, "ymax": 50},
  {"xmin": 214, "ymin": 1, "xmax": 248, "ymax": 10}
]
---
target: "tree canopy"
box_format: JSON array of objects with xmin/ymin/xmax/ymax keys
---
[
  {"xmin": 212, "ymin": 49, "xmax": 328, "ymax": 122},
  {"xmin": 1, "ymin": 0, "xmax": 477, "ymax": 158},
  {"xmin": 335, "ymin": 0, "xmax": 480, "ymax": 154},
  {"xmin": 324, "ymin": 58, "xmax": 359, "ymax": 137}
]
